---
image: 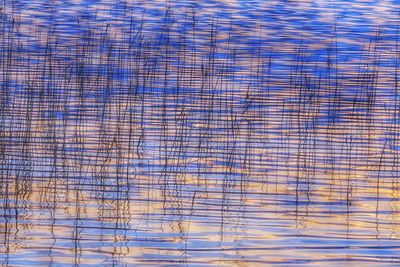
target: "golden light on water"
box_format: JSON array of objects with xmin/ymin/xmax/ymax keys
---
[{"xmin": 2, "ymin": 0, "xmax": 400, "ymax": 266}]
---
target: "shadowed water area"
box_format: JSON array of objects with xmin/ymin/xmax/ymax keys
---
[{"xmin": 1, "ymin": 0, "xmax": 400, "ymax": 266}]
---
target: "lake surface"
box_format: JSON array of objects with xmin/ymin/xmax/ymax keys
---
[{"xmin": 1, "ymin": 0, "xmax": 400, "ymax": 266}]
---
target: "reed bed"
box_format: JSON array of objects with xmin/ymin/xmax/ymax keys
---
[{"xmin": 1, "ymin": 1, "xmax": 400, "ymax": 266}]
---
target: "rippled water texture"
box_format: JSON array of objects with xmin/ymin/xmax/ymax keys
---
[{"xmin": 1, "ymin": 0, "xmax": 400, "ymax": 266}]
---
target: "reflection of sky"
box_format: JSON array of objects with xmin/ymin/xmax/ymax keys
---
[
  {"xmin": 1, "ymin": 0, "xmax": 400, "ymax": 266},
  {"xmin": 8, "ymin": 0, "xmax": 398, "ymax": 83}
]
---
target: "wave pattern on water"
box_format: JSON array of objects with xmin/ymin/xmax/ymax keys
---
[{"xmin": 1, "ymin": 0, "xmax": 400, "ymax": 266}]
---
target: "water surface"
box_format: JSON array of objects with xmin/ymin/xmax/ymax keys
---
[{"xmin": 1, "ymin": 0, "xmax": 400, "ymax": 266}]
